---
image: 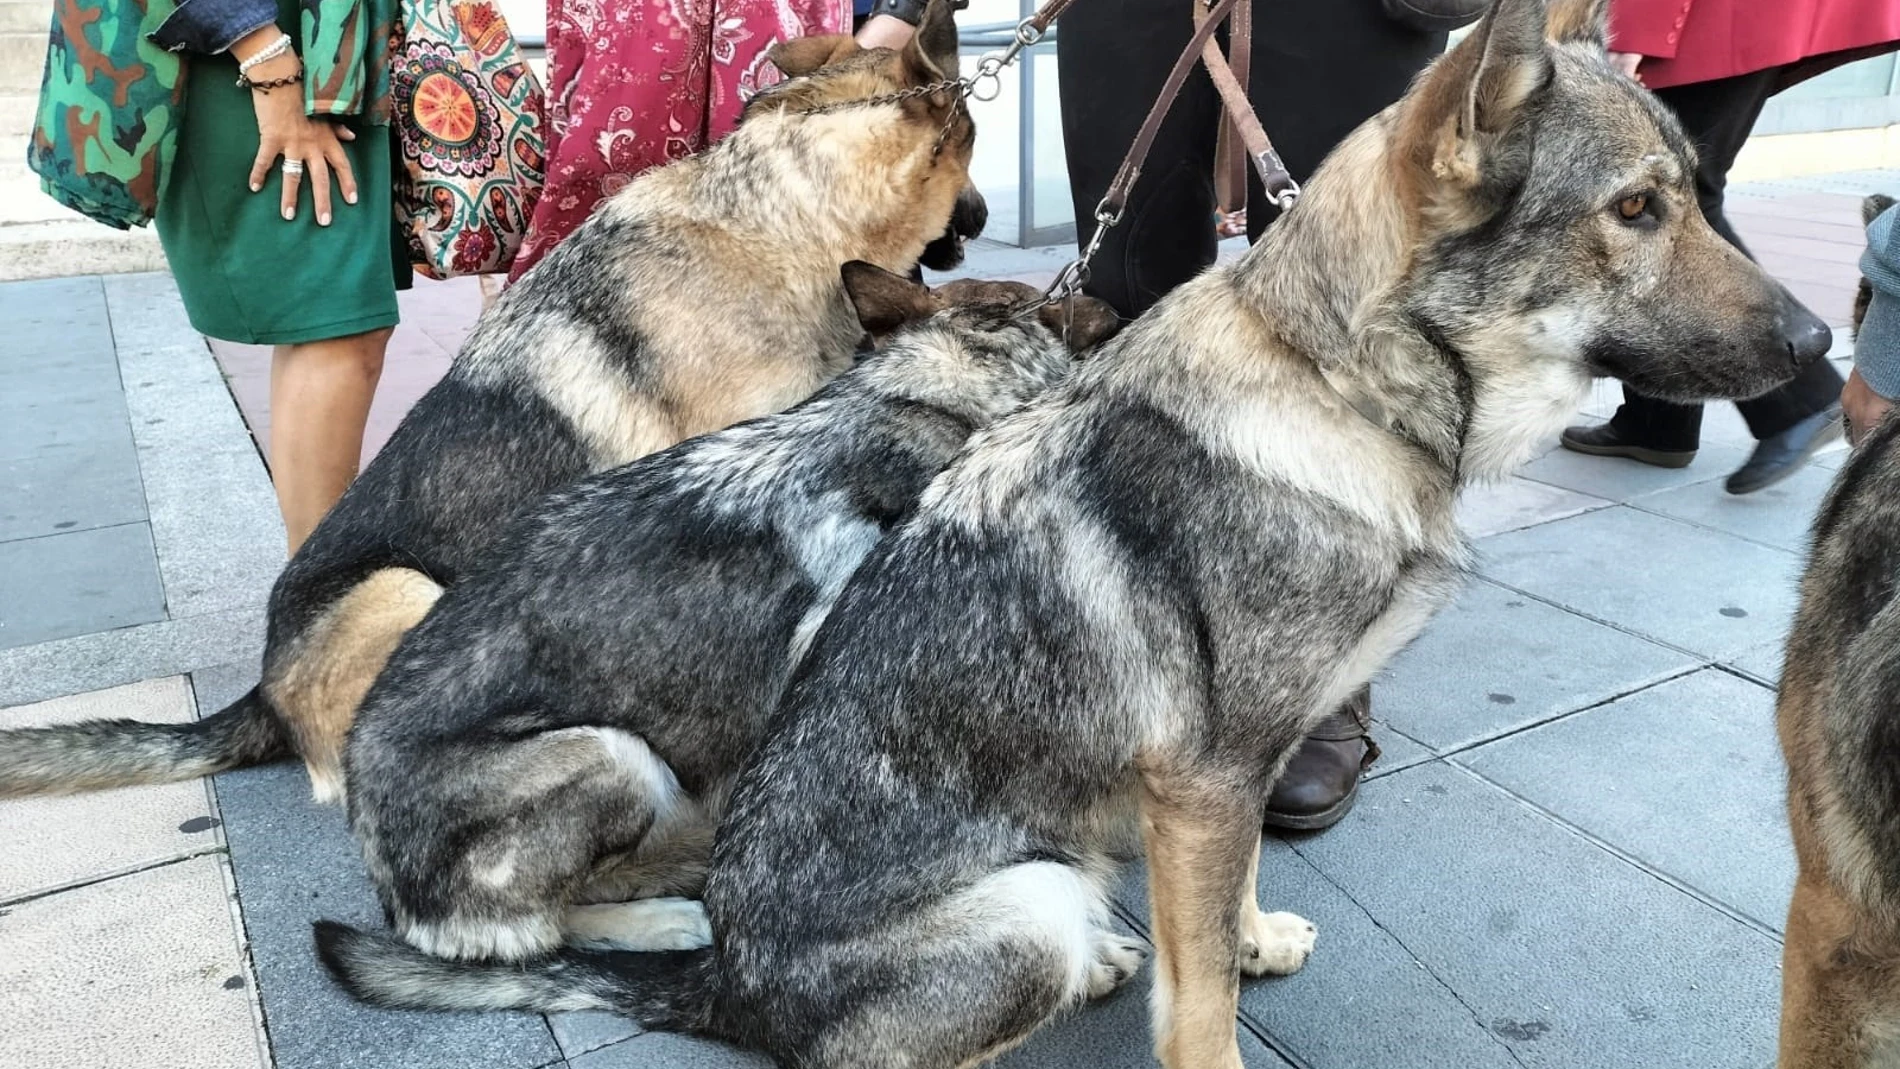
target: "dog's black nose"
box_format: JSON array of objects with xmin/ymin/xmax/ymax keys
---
[{"xmin": 1782, "ymin": 303, "xmax": 1833, "ymax": 366}]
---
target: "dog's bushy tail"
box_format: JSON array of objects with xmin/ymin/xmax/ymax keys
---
[
  {"xmin": 314, "ymin": 921, "xmax": 716, "ymax": 1029},
  {"xmin": 0, "ymin": 686, "xmax": 289, "ymax": 798}
]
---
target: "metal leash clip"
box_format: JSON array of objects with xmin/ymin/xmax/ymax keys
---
[
  {"xmin": 1039, "ymin": 200, "xmax": 1119, "ymax": 304},
  {"xmin": 968, "ymin": 17, "xmax": 1046, "ymax": 102}
]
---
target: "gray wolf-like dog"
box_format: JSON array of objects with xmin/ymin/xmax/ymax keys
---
[
  {"xmin": 319, "ymin": 1, "xmax": 1832, "ymax": 1066},
  {"xmin": 1775, "ymin": 192, "xmax": 1900, "ymax": 1069},
  {"xmin": 344, "ymin": 265, "xmax": 1118, "ymax": 964},
  {"xmin": 0, "ymin": 3, "xmax": 976, "ymax": 804}
]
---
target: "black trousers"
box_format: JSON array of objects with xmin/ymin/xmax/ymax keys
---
[
  {"xmin": 1607, "ymin": 68, "xmax": 1844, "ymax": 450},
  {"xmin": 1056, "ymin": 0, "xmax": 1446, "ymax": 318}
]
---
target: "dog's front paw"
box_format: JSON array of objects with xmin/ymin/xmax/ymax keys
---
[
  {"xmin": 1087, "ymin": 932, "xmax": 1149, "ymax": 999},
  {"xmin": 1238, "ymin": 910, "xmax": 1316, "ymax": 976}
]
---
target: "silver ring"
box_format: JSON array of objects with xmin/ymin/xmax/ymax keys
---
[{"xmin": 281, "ymin": 159, "xmax": 305, "ymax": 176}]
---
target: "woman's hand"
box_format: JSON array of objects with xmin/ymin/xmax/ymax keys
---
[
  {"xmin": 1844, "ymin": 368, "xmax": 1892, "ymax": 446},
  {"xmin": 856, "ymin": 14, "xmax": 916, "ymax": 51},
  {"xmin": 230, "ymin": 27, "xmax": 358, "ymax": 225}
]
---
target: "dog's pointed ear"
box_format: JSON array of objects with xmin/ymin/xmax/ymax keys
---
[
  {"xmin": 902, "ymin": 0, "xmax": 962, "ymax": 83},
  {"xmin": 1037, "ymin": 297, "xmax": 1123, "ymax": 353},
  {"xmin": 1865, "ymin": 193, "xmax": 1898, "ymax": 226},
  {"xmin": 1399, "ymin": 0, "xmax": 1551, "ymax": 193},
  {"xmin": 1545, "ymin": 0, "xmax": 1608, "ymax": 47},
  {"xmin": 842, "ymin": 261, "xmax": 936, "ymax": 338},
  {"xmin": 769, "ymin": 34, "xmax": 860, "ymax": 78}
]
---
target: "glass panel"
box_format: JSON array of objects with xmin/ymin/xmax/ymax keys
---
[
  {"xmin": 960, "ymin": 49, "xmax": 1025, "ymax": 243},
  {"xmin": 1778, "ymin": 55, "xmax": 1897, "ymax": 101},
  {"xmin": 1028, "ymin": 47, "xmax": 1074, "ymax": 237}
]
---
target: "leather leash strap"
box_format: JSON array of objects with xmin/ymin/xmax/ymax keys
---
[
  {"xmin": 1205, "ymin": 0, "xmax": 1249, "ymax": 213},
  {"xmin": 1098, "ymin": 0, "xmax": 1296, "ymax": 230}
]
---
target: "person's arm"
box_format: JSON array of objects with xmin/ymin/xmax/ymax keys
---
[
  {"xmin": 1847, "ymin": 204, "xmax": 1900, "ymax": 443},
  {"xmin": 857, "ymin": 14, "xmax": 915, "ymax": 50},
  {"xmin": 147, "ymin": 0, "xmax": 278, "ymax": 54},
  {"xmin": 1606, "ymin": 0, "xmax": 1694, "ymax": 62}
]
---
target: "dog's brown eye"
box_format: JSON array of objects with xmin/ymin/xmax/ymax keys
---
[{"xmin": 1616, "ymin": 194, "xmax": 1650, "ymax": 221}]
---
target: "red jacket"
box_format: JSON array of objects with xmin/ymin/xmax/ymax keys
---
[{"xmin": 1610, "ymin": 0, "xmax": 1900, "ymax": 89}]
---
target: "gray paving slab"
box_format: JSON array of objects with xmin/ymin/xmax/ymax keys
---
[
  {"xmin": 0, "ymin": 276, "xmax": 116, "ymax": 363},
  {"xmin": 1294, "ymin": 763, "xmax": 1783, "ymax": 1068},
  {"xmin": 0, "ymin": 431, "xmax": 148, "ymax": 543},
  {"xmin": 1375, "ymin": 578, "xmax": 1700, "ymax": 751},
  {"xmin": 1115, "ymin": 838, "xmax": 1524, "ymax": 1069},
  {"xmin": 0, "ymin": 676, "xmax": 220, "ymax": 903},
  {"xmin": 1517, "ymin": 442, "xmax": 1750, "ymax": 503},
  {"xmin": 1456, "ymin": 477, "xmax": 1610, "ymax": 539},
  {"xmin": 1477, "ymin": 505, "xmax": 1803, "ymax": 660},
  {"xmin": 1727, "ymin": 642, "xmax": 1785, "ymax": 686},
  {"xmin": 1635, "ymin": 461, "xmax": 1835, "ymax": 553},
  {"xmin": 549, "ymin": 1012, "xmax": 642, "ymax": 1062},
  {"xmin": 1459, "ymin": 668, "xmax": 1794, "ymax": 930},
  {"xmin": 0, "ymin": 604, "xmax": 265, "ymax": 706},
  {"xmin": 569, "ymin": 1033, "xmax": 770, "ymax": 1069},
  {"xmin": 566, "ymin": 953, "xmax": 1294, "ymax": 1069},
  {"xmin": 107, "ymin": 274, "xmax": 283, "ymax": 618},
  {"xmin": 195, "ymin": 664, "xmax": 563, "ymax": 1069},
  {"xmin": 1362, "ymin": 722, "xmax": 1434, "ymax": 777},
  {"xmin": 0, "ymin": 523, "xmax": 166, "ymax": 650},
  {"xmin": 0, "ymin": 854, "xmax": 265, "ymax": 1069}
]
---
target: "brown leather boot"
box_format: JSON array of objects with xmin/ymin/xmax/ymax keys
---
[{"xmin": 1262, "ymin": 689, "xmax": 1380, "ymax": 832}]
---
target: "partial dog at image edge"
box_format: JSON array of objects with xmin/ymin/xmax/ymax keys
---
[
  {"xmin": 0, "ymin": 0, "xmax": 979, "ymax": 806},
  {"xmin": 315, "ymin": 2, "xmax": 1832, "ymax": 1067},
  {"xmin": 1775, "ymin": 192, "xmax": 1900, "ymax": 1069},
  {"xmin": 342, "ymin": 265, "xmax": 1119, "ymax": 965}
]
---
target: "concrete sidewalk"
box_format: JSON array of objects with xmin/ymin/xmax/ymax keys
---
[{"xmin": 0, "ymin": 171, "xmax": 1889, "ymax": 1069}]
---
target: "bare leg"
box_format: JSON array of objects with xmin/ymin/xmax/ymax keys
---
[{"xmin": 269, "ymin": 328, "xmax": 391, "ymax": 554}]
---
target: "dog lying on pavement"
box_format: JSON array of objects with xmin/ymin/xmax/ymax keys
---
[
  {"xmin": 318, "ymin": 1, "xmax": 1833, "ymax": 1065},
  {"xmin": 342, "ymin": 266, "xmax": 1118, "ymax": 964},
  {"xmin": 0, "ymin": 2, "xmax": 978, "ymax": 805}
]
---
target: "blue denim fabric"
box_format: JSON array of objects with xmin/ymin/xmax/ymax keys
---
[{"xmin": 147, "ymin": 0, "xmax": 280, "ymax": 55}]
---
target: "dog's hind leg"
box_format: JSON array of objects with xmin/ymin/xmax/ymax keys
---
[
  {"xmin": 269, "ymin": 567, "xmax": 443, "ymax": 803},
  {"xmin": 1779, "ymin": 873, "xmax": 1900, "ymax": 1068},
  {"xmin": 389, "ymin": 727, "xmax": 690, "ymax": 962},
  {"xmin": 807, "ymin": 860, "xmax": 1129, "ymax": 1069},
  {"xmin": 1139, "ymin": 771, "xmax": 1275, "ymax": 1069}
]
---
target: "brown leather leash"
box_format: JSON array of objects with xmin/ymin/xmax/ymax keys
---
[{"xmin": 1035, "ymin": 0, "xmax": 1297, "ymax": 306}]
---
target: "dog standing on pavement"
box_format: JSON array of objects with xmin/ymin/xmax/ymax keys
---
[
  {"xmin": 317, "ymin": 2, "xmax": 1833, "ymax": 1066},
  {"xmin": 342, "ymin": 266, "xmax": 1117, "ymax": 964},
  {"xmin": 0, "ymin": 3, "xmax": 976, "ymax": 805},
  {"xmin": 1775, "ymin": 192, "xmax": 1900, "ymax": 1069}
]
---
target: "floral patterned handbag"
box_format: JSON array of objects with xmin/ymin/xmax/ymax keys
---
[{"xmin": 391, "ymin": 0, "xmax": 547, "ymax": 278}]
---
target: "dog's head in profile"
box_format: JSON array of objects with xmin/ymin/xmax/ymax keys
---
[
  {"xmin": 841, "ymin": 261, "xmax": 1120, "ymax": 417},
  {"xmin": 1354, "ymin": 0, "xmax": 1830, "ymax": 410},
  {"xmin": 749, "ymin": 2, "xmax": 986, "ymax": 270}
]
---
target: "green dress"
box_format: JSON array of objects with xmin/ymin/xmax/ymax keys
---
[{"xmin": 157, "ymin": 0, "xmax": 409, "ymax": 345}]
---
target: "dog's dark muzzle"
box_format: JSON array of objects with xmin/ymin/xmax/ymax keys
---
[{"xmin": 1778, "ymin": 300, "xmax": 1834, "ymax": 370}]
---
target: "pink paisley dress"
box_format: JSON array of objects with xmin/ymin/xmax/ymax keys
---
[{"xmin": 510, "ymin": 0, "xmax": 851, "ymax": 278}]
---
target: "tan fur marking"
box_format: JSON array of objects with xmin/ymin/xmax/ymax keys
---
[
  {"xmin": 1140, "ymin": 771, "xmax": 1259, "ymax": 1069},
  {"xmin": 268, "ymin": 568, "xmax": 442, "ymax": 802}
]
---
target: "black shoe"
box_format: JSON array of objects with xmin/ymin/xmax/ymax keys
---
[
  {"xmin": 1724, "ymin": 403, "xmax": 1844, "ymax": 496},
  {"xmin": 1559, "ymin": 423, "xmax": 1697, "ymax": 469},
  {"xmin": 1262, "ymin": 696, "xmax": 1380, "ymax": 832}
]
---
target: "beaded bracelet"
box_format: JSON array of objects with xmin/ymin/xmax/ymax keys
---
[
  {"xmin": 237, "ymin": 70, "xmax": 304, "ymax": 93},
  {"xmin": 236, "ymin": 32, "xmax": 293, "ymax": 75}
]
